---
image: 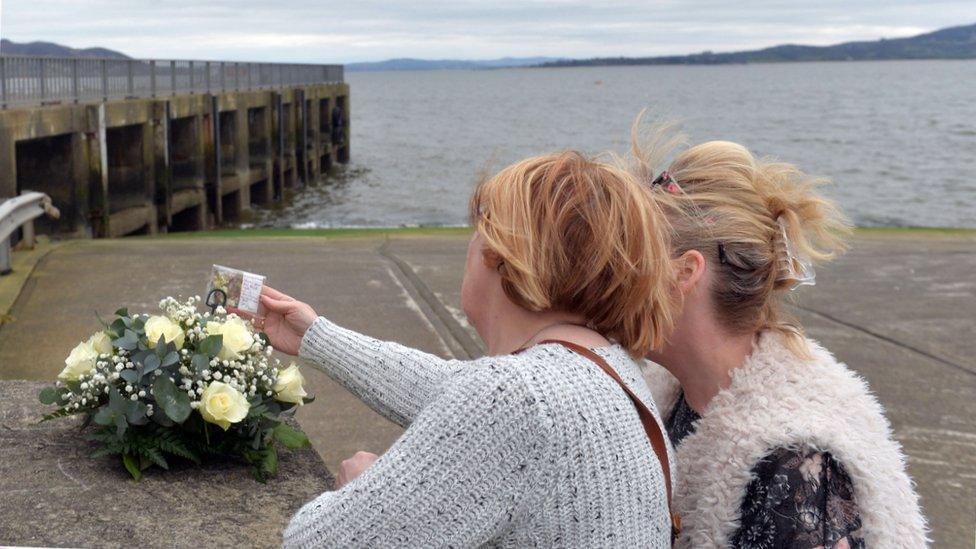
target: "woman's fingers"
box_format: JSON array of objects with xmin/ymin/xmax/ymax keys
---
[
  {"xmin": 260, "ymin": 294, "xmax": 297, "ymax": 314},
  {"xmin": 262, "ymin": 286, "xmax": 295, "ymax": 302}
]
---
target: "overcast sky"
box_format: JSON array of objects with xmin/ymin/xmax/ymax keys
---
[{"xmin": 1, "ymin": 1, "xmax": 975, "ymax": 63}]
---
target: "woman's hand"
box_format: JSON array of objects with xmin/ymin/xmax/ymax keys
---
[
  {"xmin": 335, "ymin": 451, "xmax": 379, "ymax": 489},
  {"xmin": 234, "ymin": 286, "xmax": 317, "ymax": 356}
]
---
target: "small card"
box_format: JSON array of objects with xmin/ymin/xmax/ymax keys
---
[{"xmin": 207, "ymin": 265, "xmax": 266, "ymax": 314}]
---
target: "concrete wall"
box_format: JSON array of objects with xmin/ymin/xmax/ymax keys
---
[{"xmin": 0, "ymin": 82, "xmax": 350, "ymax": 237}]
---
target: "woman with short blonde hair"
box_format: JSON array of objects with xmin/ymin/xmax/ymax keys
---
[
  {"xmin": 248, "ymin": 151, "xmax": 680, "ymax": 547},
  {"xmin": 632, "ymin": 136, "xmax": 928, "ymax": 548}
]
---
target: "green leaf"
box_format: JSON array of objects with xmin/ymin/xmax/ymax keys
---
[
  {"xmin": 273, "ymin": 423, "xmax": 310, "ymax": 449},
  {"xmin": 141, "ymin": 446, "xmax": 169, "ymax": 470},
  {"xmin": 119, "ymin": 370, "xmax": 140, "ymax": 384},
  {"xmin": 191, "ymin": 354, "xmax": 209, "ymax": 374},
  {"xmin": 130, "ymin": 350, "xmax": 151, "ymax": 367},
  {"xmin": 113, "ymin": 329, "xmax": 139, "ymax": 351},
  {"xmin": 95, "ymin": 310, "xmax": 111, "ymax": 330},
  {"xmin": 38, "ymin": 386, "xmax": 60, "ymax": 405},
  {"xmin": 90, "ymin": 447, "xmax": 120, "ymax": 459},
  {"xmin": 122, "ymin": 453, "xmax": 142, "ymax": 481},
  {"xmin": 131, "ymin": 316, "xmax": 146, "ymax": 332},
  {"xmin": 125, "ymin": 401, "xmax": 149, "ymax": 426},
  {"xmin": 158, "ymin": 432, "xmax": 201, "ymax": 464},
  {"xmin": 143, "ymin": 353, "xmax": 161, "ymax": 374},
  {"xmin": 115, "ymin": 307, "xmax": 129, "ymax": 317},
  {"xmin": 114, "ymin": 411, "xmax": 128, "ymax": 438},
  {"xmin": 161, "ymin": 351, "xmax": 179, "ymax": 368},
  {"xmin": 108, "ymin": 387, "xmax": 128, "ymax": 413},
  {"xmin": 152, "ymin": 410, "xmax": 175, "ymax": 427},
  {"xmin": 254, "ymin": 445, "xmax": 278, "ymax": 482},
  {"xmin": 93, "ymin": 406, "xmax": 116, "ymax": 426},
  {"xmin": 197, "ymin": 334, "xmax": 223, "ymax": 358},
  {"xmin": 39, "ymin": 408, "xmax": 75, "ymax": 423},
  {"xmin": 152, "ymin": 375, "xmax": 191, "ymax": 423},
  {"xmin": 109, "ymin": 317, "xmax": 126, "ymax": 336}
]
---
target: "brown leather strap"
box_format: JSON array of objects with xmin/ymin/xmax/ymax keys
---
[{"xmin": 538, "ymin": 339, "xmax": 681, "ymax": 543}]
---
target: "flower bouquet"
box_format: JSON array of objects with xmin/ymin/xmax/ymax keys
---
[{"xmin": 37, "ymin": 296, "xmax": 313, "ymax": 482}]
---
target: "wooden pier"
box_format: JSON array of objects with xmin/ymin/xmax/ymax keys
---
[{"xmin": 0, "ymin": 57, "xmax": 349, "ymax": 237}]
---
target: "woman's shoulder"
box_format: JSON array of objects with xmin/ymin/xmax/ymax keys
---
[{"xmin": 728, "ymin": 332, "xmax": 883, "ymax": 418}]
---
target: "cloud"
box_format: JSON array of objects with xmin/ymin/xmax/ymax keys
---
[{"xmin": 1, "ymin": 0, "xmax": 974, "ymax": 62}]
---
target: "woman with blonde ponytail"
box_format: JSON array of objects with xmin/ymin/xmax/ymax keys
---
[{"xmin": 631, "ymin": 134, "xmax": 928, "ymax": 548}]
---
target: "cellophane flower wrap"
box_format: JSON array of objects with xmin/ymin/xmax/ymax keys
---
[{"xmin": 38, "ymin": 296, "xmax": 313, "ymax": 482}]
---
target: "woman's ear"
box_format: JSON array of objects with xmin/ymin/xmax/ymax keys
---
[{"xmin": 676, "ymin": 250, "xmax": 707, "ymax": 295}]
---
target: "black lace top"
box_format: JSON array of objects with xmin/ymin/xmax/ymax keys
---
[{"xmin": 666, "ymin": 392, "xmax": 866, "ymax": 549}]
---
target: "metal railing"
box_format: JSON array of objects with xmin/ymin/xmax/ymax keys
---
[
  {"xmin": 0, "ymin": 192, "xmax": 60, "ymax": 275},
  {"xmin": 0, "ymin": 56, "xmax": 344, "ymax": 108}
]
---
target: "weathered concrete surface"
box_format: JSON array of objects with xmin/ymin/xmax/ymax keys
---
[
  {"xmin": 0, "ymin": 237, "xmax": 449, "ymax": 472},
  {"xmin": 387, "ymin": 232, "xmax": 976, "ymax": 548},
  {"xmin": 0, "ymin": 231, "xmax": 973, "ymax": 546},
  {"xmin": 0, "ymin": 380, "xmax": 333, "ymax": 548}
]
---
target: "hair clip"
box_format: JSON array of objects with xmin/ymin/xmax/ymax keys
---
[
  {"xmin": 776, "ymin": 216, "xmax": 816, "ymax": 290},
  {"xmin": 650, "ymin": 171, "xmax": 680, "ymax": 194}
]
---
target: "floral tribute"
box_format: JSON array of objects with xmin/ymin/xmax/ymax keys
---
[{"xmin": 38, "ymin": 296, "xmax": 313, "ymax": 482}]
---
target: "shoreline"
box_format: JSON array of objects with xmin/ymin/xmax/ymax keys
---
[{"xmin": 146, "ymin": 226, "xmax": 976, "ymax": 239}]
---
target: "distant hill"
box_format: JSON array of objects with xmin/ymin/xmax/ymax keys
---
[
  {"xmin": 0, "ymin": 39, "xmax": 130, "ymax": 59},
  {"xmin": 347, "ymin": 56, "xmax": 564, "ymax": 71},
  {"xmin": 540, "ymin": 23, "xmax": 976, "ymax": 67}
]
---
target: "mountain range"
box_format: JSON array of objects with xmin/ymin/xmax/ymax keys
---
[
  {"xmin": 2, "ymin": 23, "xmax": 973, "ymax": 69},
  {"xmin": 0, "ymin": 39, "xmax": 130, "ymax": 59},
  {"xmin": 540, "ymin": 22, "xmax": 976, "ymax": 67},
  {"xmin": 345, "ymin": 57, "xmax": 563, "ymax": 71}
]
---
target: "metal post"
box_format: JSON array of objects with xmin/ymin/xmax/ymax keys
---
[
  {"xmin": 150, "ymin": 60, "xmax": 156, "ymax": 97},
  {"xmin": 189, "ymin": 61, "xmax": 195, "ymax": 93},
  {"xmin": 39, "ymin": 59, "xmax": 47, "ymax": 101},
  {"xmin": 100, "ymin": 60, "xmax": 108, "ymax": 101},
  {"xmin": 71, "ymin": 59, "xmax": 79, "ymax": 103},
  {"xmin": 170, "ymin": 60, "xmax": 176, "ymax": 95},
  {"xmin": 0, "ymin": 237, "xmax": 10, "ymax": 275},
  {"xmin": 212, "ymin": 95, "xmax": 222, "ymax": 222},
  {"xmin": 220, "ymin": 62, "xmax": 226, "ymax": 92},
  {"xmin": 127, "ymin": 60, "xmax": 135, "ymax": 97},
  {"xmin": 0, "ymin": 56, "xmax": 7, "ymax": 109},
  {"xmin": 276, "ymin": 93, "xmax": 284, "ymax": 200},
  {"xmin": 205, "ymin": 61, "xmax": 211, "ymax": 93},
  {"xmin": 97, "ymin": 103, "xmax": 110, "ymax": 235},
  {"xmin": 299, "ymin": 88, "xmax": 307, "ymax": 185}
]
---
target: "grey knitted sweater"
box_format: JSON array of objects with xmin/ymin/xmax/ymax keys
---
[{"xmin": 283, "ymin": 317, "xmax": 673, "ymax": 548}]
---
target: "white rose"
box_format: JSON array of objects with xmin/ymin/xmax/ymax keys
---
[
  {"xmin": 59, "ymin": 341, "xmax": 97, "ymax": 382},
  {"xmin": 198, "ymin": 381, "xmax": 250, "ymax": 430},
  {"xmin": 88, "ymin": 331, "xmax": 114, "ymax": 355},
  {"xmin": 144, "ymin": 315, "xmax": 185, "ymax": 349},
  {"xmin": 206, "ymin": 318, "xmax": 254, "ymax": 361},
  {"xmin": 273, "ymin": 364, "xmax": 307, "ymax": 406}
]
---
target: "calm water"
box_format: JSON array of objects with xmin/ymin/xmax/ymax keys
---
[{"xmin": 251, "ymin": 61, "xmax": 976, "ymax": 228}]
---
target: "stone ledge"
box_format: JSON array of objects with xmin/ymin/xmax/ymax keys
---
[{"xmin": 0, "ymin": 380, "xmax": 334, "ymax": 548}]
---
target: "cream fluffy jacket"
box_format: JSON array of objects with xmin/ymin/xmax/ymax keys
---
[{"xmin": 643, "ymin": 332, "xmax": 928, "ymax": 548}]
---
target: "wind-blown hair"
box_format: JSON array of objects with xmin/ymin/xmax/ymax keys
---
[
  {"xmin": 627, "ymin": 119, "xmax": 851, "ymax": 355},
  {"xmin": 469, "ymin": 151, "xmax": 677, "ymax": 357}
]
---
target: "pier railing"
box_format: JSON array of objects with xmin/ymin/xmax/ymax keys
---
[{"xmin": 0, "ymin": 56, "xmax": 344, "ymax": 108}]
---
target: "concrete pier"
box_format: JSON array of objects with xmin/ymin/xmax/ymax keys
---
[
  {"xmin": 0, "ymin": 57, "xmax": 350, "ymax": 238},
  {"xmin": 0, "ymin": 229, "xmax": 971, "ymax": 545}
]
